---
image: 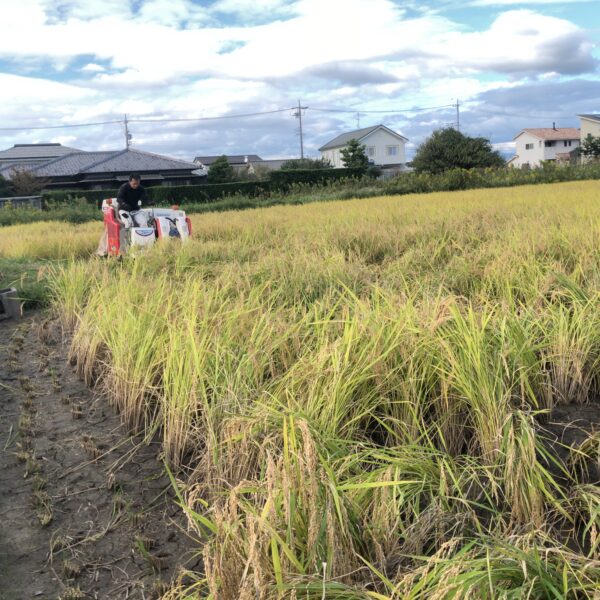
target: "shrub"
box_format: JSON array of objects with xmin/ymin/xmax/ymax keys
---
[{"xmin": 269, "ymin": 168, "xmax": 363, "ymax": 190}]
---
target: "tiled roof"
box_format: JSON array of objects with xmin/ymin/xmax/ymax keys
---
[
  {"xmin": 31, "ymin": 149, "xmax": 198, "ymax": 177},
  {"xmin": 31, "ymin": 152, "xmax": 116, "ymax": 176},
  {"xmin": 194, "ymin": 154, "xmax": 263, "ymax": 166},
  {"xmin": 319, "ymin": 124, "xmax": 408, "ymax": 151},
  {"xmin": 0, "ymin": 143, "xmax": 83, "ymax": 161},
  {"xmin": 0, "ymin": 161, "xmax": 48, "ymax": 180},
  {"xmin": 83, "ymin": 149, "xmax": 199, "ymax": 173},
  {"xmin": 516, "ymin": 128, "xmax": 580, "ymax": 141}
]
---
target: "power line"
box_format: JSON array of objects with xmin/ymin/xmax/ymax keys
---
[
  {"xmin": 0, "ymin": 107, "xmax": 297, "ymax": 132},
  {"xmin": 129, "ymin": 107, "xmax": 295, "ymax": 123},
  {"xmin": 0, "ymin": 119, "xmax": 122, "ymax": 131},
  {"xmin": 467, "ymin": 107, "xmax": 575, "ymax": 120},
  {"xmin": 310, "ymin": 104, "xmax": 454, "ymax": 114},
  {"xmin": 0, "ymin": 103, "xmax": 460, "ymax": 133}
]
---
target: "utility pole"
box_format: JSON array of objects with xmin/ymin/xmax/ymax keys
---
[
  {"xmin": 356, "ymin": 112, "xmax": 360, "ymax": 128},
  {"xmin": 455, "ymin": 99, "xmax": 460, "ymax": 132},
  {"xmin": 293, "ymin": 100, "xmax": 308, "ymax": 159},
  {"xmin": 124, "ymin": 114, "xmax": 131, "ymax": 149}
]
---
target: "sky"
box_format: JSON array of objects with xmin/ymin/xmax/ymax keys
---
[{"xmin": 0, "ymin": 0, "xmax": 598, "ymax": 161}]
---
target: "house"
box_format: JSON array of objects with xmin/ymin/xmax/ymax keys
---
[
  {"xmin": 578, "ymin": 114, "xmax": 600, "ymax": 140},
  {"xmin": 194, "ymin": 154, "xmax": 263, "ymax": 172},
  {"xmin": 318, "ymin": 124, "xmax": 408, "ymax": 172},
  {"xmin": 0, "ymin": 143, "xmax": 84, "ymax": 168},
  {"xmin": 578, "ymin": 114, "xmax": 600, "ymax": 162},
  {"xmin": 0, "ymin": 148, "xmax": 204, "ymax": 190},
  {"xmin": 193, "ymin": 154, "xmax": 290, "ymax": 176},
  {"xmin": 510, "ymin": 126, "xmax": 580, "ymax": 168}
]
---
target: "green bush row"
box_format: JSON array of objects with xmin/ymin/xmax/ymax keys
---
[
  {"xmin": 40, "ymin": 169, "xmax": 365, "ymax": 207},
  {"xmin": 383, "ymin": 162, "xmax": 600, "ymax": 195},
  {"xmin": 269, "ymin": 167, "xmax": 364, "ymax": 189},
  {"xmin": 41, "ymin": 180, "xmax": 273, "ymax": 207}
]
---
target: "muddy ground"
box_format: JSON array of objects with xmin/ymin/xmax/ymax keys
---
[
  {"xmin": 0, "ymin": 314, "xmax": 200, "ymax": 600},
  {"xmin": 1, "ymin": 312, "xmax": 599, "ymax": 599}
]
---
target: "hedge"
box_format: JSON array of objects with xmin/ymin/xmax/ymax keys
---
[
  {"xmin": 42, "ymin": 180, "xmax": 273, "ymax": 207},
  {"xmin": 269, "ymin": 167, "xmax": 364, "ymax": 189},
  {"xmin": 383, "ymin": 162, "xmax": 600, "ymax": 196},
  {"xmin": 36, "ymin": 162, "xmax": 600, "ymax": 213},
  {"xmin": 40, "ymin": 169, "xmax": 363, "ymax": 206}
]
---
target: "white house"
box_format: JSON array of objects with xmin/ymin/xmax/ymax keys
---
[
  {"xmin": 318, "ymin": 124, "xmax": 408, "ymax": 172},
  {"xmin": 578, "ymin": 114, "xmax": 600, "ymax": 141},
  {"xmin": 510, "ymin": 126, "xmax": 580, "ymax": 168}
]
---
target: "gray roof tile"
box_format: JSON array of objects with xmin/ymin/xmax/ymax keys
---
[
  {"xmin": 30, "ymin": 149, "xmax": 198, "ymax": 177},
  {"xmin": 0, "ymin": 143, "xmax": 83, "ymax": 160},
  {"xmin": 0, "ymin": 161, "xmax": 48, "ymax": 180}
]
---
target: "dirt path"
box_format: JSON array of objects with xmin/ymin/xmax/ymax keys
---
[{"xmin": 0, "ymin": 315, "xmax": 199, "ymax": 600}]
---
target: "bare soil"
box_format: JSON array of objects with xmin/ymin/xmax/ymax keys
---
[{"xmin": 0, "ymin": 314, "xmax": 199, "ymax": 600}]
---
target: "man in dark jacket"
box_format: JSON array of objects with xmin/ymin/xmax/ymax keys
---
[{"xmin": 117, "ymin": 173, "xmax": 149, "ymax": 226}]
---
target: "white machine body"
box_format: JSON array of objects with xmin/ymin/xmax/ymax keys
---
[{"xmin": 101, "ymin": 199, "xmax": 192, "ymax": 255}]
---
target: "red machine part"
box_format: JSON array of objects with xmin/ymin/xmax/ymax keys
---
[{"xmin": 103, "ymin": 199, "xmax": 121, "ymax": 256}]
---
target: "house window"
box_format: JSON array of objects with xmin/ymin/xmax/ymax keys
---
[
  {"xmin": 366, "ymin": 146, "xmax": 376, "ymax": 157},
  {"xmin": 386, "ymin": 145, "xmax": 399, "ymax": 156},
  {"xmin": 525, "ymin": 143, "xmax": 534, "ymax": 150},
  {"xmin": 564, "ymin": 140, "xmax": 572, "ymax": 147},
  {"xmin": 544, "ymin": 141, "xmax": 556, "ymax": 147}
]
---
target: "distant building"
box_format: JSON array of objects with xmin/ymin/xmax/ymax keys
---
[
  {"xmin": 194, "ymin": 154, "xmax": 263, "ymax": 173},
  {"xmin": 318, "ymin": 124, "xmax": 408, "ymax": 174},
  {"xmin": 510, "ymin": 126, "xmax": 580, "ymax": 168},
  {"xmin": 578, "ymin": 114, "xmax": 600, "ymax": 140},
  {"xmin": 193, "ymin": 154, "xmax": 289, "ymax": 176},
  {"xmin": 578, "ymin": 114, "xmax": 600, "ymax": 162},
  {"xmin": 0, "ymin": 143, "xmax": 84, "ymax": 168},
  {"xmin": 0, "ymin": 148, "xmax": 204, "ymax": 190}
]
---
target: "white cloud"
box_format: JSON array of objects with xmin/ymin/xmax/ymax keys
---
[
  {"xmin": 0, "ymin": 73, "xmax": 92, "ymax": 104},
  {"xmin": 468, "ymin": 0, "xmax": 590, "ymax": 5},
  {"xmin": 0, "ymin": 0, "xmax": 596, "ymax": 158},
  {"xmin": 432, "ymin": 10, "xmax": 595, "ymax": 75},
  {"xmin": 81, "ymin": 63, "xmax": 106, "ymax": 72}
]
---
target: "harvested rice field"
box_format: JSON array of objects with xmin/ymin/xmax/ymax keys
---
[{"xmin": 2, "ymin": 180, "xmax": 600, "ymax": 599}]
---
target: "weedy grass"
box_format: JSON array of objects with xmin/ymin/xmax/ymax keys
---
[{"xmin": 7, "ymin": 180, "xmax": 600, "ymax": 597}]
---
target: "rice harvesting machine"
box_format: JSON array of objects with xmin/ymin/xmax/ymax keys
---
[{"xmin": 102, "ymin": 198, "xmax": 192, "ymax": 256}]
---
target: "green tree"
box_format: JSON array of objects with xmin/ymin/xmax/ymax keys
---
[
  {"xmin": 0, "ymin": 173, "xmax": 12, "ymax": 197},
  {"xmin": 339, "ymin": 139, "xmax": 369, "ymax": 173},
  {"xmin": 208, "ymin": 155, "xmax": 235, "ymax": 183},
  {"xmin": 581, "ymin": 134, "xmax": 600, "ymax": 160},
  {"xmin": 412, "ymin": 128, "xmax": 505, "ymax": 174},
  {"xmin": 9, "ymin": 169, "xmax": 50, "ymax": 195},
  {"xmin": 280, "ymin": 157, "xmax": 332, "ymax": 170}
]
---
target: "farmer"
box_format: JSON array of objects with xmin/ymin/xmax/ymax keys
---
[
  {"xmin": 95, "ymin": 174, "xmax": 149, "ymax": 256},
  {"xmin": 116, "ymin": 173, "xmax": 149, "ymax": 227}
]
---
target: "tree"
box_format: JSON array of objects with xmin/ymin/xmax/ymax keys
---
[
  {"xmin": 340, "ymin": 139, "xmax": 369, "ymax": 173},
  {"xmin": 0, "ymin": 173, "xmax": 12, "ymax": 197},
  {"xmin": 581, "ymin": 134, "xmax": 600, "ymax": 160},
  {"xmin": 280, "ymin": 157, "xmax": 332, "ymax": 170},
  {"xmin": 412, "ymin": 128, "xmax": 505, "ymax": 174},
  {"xmin": 9, "ymin": 168, "xmax": 50, "ymax": 195},
  {"xmin": 208, "ymin": 155, "xmax": 235, "ymax": 183}
]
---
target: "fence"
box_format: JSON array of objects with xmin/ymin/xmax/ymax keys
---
[{"xmin": 0, "ymin": 196, "xmax": 42, "ymax": 209}]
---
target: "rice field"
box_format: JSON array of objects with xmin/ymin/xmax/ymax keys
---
[{"xmin": 4, "ymin": 180, "xmax": 600, "ymax": 598}]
